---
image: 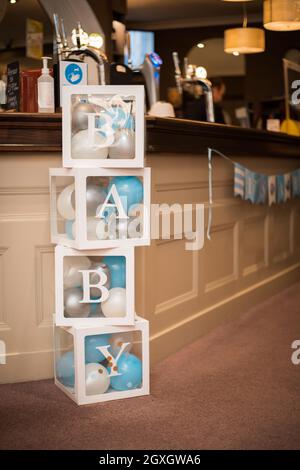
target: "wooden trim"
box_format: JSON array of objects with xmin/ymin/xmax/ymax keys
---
[{"xmin": 0, "ymin": 112, "xmax": 299, "ymax": 157}]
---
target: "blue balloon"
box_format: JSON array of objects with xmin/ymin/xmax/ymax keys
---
[
  {"xmin": 65, "ymin": 219, "xmax": 74, "ymax": 239},
  {"xmin": 56, "ymin": 351, "xmax": 75, "ymax": 388},
  {"xmin": 85, "ymin": 334, "xmax": 111, "ymax": 363},
  {"xmin": 108, "ymin": 176, "xmax": 143, "ymax": 211},
  {"xmin": 110, "ymin": 353, "xmax": 142, "ymax": 391},
  {"xmin": 102, "ymin": 256, "xmax": 126, "ymax": 288}
]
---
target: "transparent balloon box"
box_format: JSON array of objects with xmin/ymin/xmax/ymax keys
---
[
  {"xmin": 62, "ymin": 85, "xmax": 144, "ymax": 168},
  {"xmin": 49, "ymin": 167, "xmax": 151, "ymax": 249},
  {"xmin": 54, "ymin": 317, "xmax": 149, "ymax": 405},
  {"xmin": 55, "ymin": 245, "xmax": 135, "ymax": 326}
]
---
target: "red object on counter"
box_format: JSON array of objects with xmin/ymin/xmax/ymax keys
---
[{"xmin": 20, "ymin": 68, "xmax": 53, "ymax": 113}]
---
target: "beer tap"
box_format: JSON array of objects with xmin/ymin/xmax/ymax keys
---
[
  {"xmin": 172, "ymin": 51, "xmax": 215, "ymax": 123},
  {"xmin": 53, "ymin": 14, "xmax": 108, "ymax": 85}
]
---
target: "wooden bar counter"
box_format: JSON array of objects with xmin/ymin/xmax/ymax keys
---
[{"xmin": 1, "ymin": 113, "xmax": 300, "ymax": 383}]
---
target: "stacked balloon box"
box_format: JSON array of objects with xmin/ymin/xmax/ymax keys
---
[
  {"xmin": 49, "ymin": 167, "xmax": 151, "ymax": 249},
  {"xmin": 54, "ymin": 317, "xmax": 149, "ymax": 405},
  {"xmin": 55, "ymin": 245, "xmax": 135, "ymax": 326},
  {"xmin": 62, "ymin": 86, "xmax": 144, "ymax": 168},
  {"xmin": 51, "ymin": 85, "xmax": 150, "ymax": 405}
]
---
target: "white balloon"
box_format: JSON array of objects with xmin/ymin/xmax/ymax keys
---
[
  {"xmin": 85, "ymin": 363, "xmax": 110, "ymax": 395},
  {"xmin": 57, "ymin": 184, "xmax": 75, "ymax": 220},
  {"xmin": 72, "ymin": 129, "xmax": 108, "ymax": 159},
  {"xmin": 63, "ymin": 256, "xmax": 92, "ymax": 289},
  {"xmin": 101, "ymin": 287, "xmax": 126, "ymax": 318},
  {"xmin": 72, "ymin": 217, "xmax": 109, "ymax": 241}
]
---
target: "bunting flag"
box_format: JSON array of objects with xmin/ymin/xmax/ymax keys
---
[
  {"xmin": 276, "ymin": 175, "xmax": 285, "ymax": 203},
  {"xmin": 284, "ymin": 173, "xmax": 291, "ymax": 201},
  {"xmin": 207, "ymin": 147, "xmax": 300, "ymax": 240},
  {"xmin": 268, "ymin": 175, "xmax": 276, "ymax": 206},
  {"xmin": 292, "ymin": 169, "xmax": 300, "ymax": 198},
  {"xmin": 234, "ymin": 163, "xmax": 245, "ymax": 198}
]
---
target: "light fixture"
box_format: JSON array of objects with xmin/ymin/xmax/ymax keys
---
[
  {"xmin": 222, "ymin": 0, "xmax": 253, "ymax": 2},
  {"xmin": 224, "ymin": 2, "xmax": 265, "ymax": 54},
  {"xmin": 233, "ymin": 51, "xmax": 240, "ymax": 56},
  {"xmin": 71, "ymin": 24, "xmax": 89, "ymax": 47},
  {"xmin": 263, "ymin": 0, "xmax": 300, "ymax": 31},
  {"xmin": 88, "ymin": 33, "xmax": 104, "ymax": 49},
  {"xmin": 9, "ymin": 0, "xmax": 17, "ymax": 3},
  {"xmin": 197, "ymin": 42, "xmax": 205, "ymax": 48},
  {"xmin": 195, "ymin": 66, "xmax": 207, "ymax": 79},
  {"xmin": 225, "ymin": 27, "xmax": 265, "ymax": 53}
]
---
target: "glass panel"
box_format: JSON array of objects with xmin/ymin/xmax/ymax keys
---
[
  {"xmin": 84, "ymin": 330, "xmax": 143, "ymax": 396},
  {"xmin": 54, "ymin": 326, "xmax": 75, "ymax": 394},
  {"xmin": 54, "ymin": 175, "xmax": 76, "ymax": 239},
  {"xmin": 86, "ymin": 175, "xmax": 144, "ymax": 241},
  {"xmin": 63, "ymin": 255, "xmax": 126, "ymax": 319},
  {"xmin": 70, "ymin": 93, "xmax": 136, "ymax": 160}
]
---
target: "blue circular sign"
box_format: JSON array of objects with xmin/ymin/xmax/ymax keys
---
[{"xmin": 65, "ymin": 63, "xmax": 83, "ymax": 85}]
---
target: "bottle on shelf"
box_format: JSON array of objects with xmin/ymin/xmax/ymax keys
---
[{"xmin": 38, "ymin": 56, "xmax": 55, "ymax": 113}]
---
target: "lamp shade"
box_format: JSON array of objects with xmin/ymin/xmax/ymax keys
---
[
  {"xmin": 224, "ymin": 28, "xmax": 265, "ymax": 54},
  {"xmin": 264, "ymin": 0, "xmax": 300, "ymax": 31}
]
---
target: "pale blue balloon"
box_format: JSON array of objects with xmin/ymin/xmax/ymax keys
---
[
  {"xmin": 65, "ymin": 219, "xmax": 74, "ymax": 239},
  {"xmin": 102, "ymin": 256, "xmax": 126, "ymax": 288},
  {"xmin": 85, "ymin": 334, "xmax": 111, "ymax": 363},
  {"xmin": 110, "ymin": 353, "xmax": 142, "ymax": 391},
  {"xmin": 108, "ymin": 176, "xmax": 143, "ymax": 211},
  {"xmin": 56, "ymin": 351, "xmax": 75, "ymax": 387}
]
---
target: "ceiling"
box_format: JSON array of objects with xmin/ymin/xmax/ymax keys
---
[
  {"xmin": 126, "ymin": 0, "xmax": 263, "ymax": 29},
  {"xmin": 0, "ymin": 0, "xmax": 263, "ymax": 49},
  {"xmin": 0, "ymin": 0, "xmax": 52, "ymax": 48}
]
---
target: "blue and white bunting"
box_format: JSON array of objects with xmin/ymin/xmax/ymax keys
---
[
  {"xmin": 268, "ymin": 175, "xmax": 276, "ymax": 206},
  {"xmin": 234, "ymin": 163, "xmax": 245, "ymax": 199}
]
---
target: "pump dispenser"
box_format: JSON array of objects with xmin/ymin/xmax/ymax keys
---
[{"xmin": 38, "ymin": 56, "xmax": 55, "ymax": 113}]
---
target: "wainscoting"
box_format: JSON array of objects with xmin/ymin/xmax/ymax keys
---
[{"xmin": 0, "ymin": 148, "xmax": 300, "ymax": 383}]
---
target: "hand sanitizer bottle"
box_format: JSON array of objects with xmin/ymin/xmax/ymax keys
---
[{"xmin": 38, "ymin": 56, "xmax": 55, "ymax": 113}]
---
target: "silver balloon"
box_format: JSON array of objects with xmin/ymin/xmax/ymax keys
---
[
  {"xmin": 85, "ymin": 363, "xmax": 110, "ymax": 395},
  {"xmin": 63, "ymin": 256, "xmax": 92, "ymax": 289},
  {"xmin": 86, "ymin": 185, "xmax": 107, "ymax": 216},
  {"xmin": 71, "ymin": 100, "xmax": 97, "ymax": 133},
  {"xmin": 109, "ymin": 129, "xmax": 135, "ymax": 159},
  {"xmin": 89, "ymin": 262, "xmax": 111, "ymax": 298},
  {"xmin": 101, "ymin": 287, "xmax": 126, "ymax": 318},
  {"xmin": 70, "ymin": 184, "xmax": 106, "ymax": 217},
  {"xmin": 64, "ymin": 287, "xmax": 90, "ymax": 318}
]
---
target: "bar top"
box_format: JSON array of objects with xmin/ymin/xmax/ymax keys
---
[{"xmin": 0, "ymin": 112, "xmax": 299, "ymax": 158}]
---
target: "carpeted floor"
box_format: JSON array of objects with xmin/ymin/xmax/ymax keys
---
[{"xmin": 1, "ymin": 282, "xmax": 300, "ymax": 450}]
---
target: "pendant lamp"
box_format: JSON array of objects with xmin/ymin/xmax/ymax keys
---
[
  {"xmin": 224, "ymin": 2, "xmax": 265, "ymax": 54},
  {"xmin": 264, "ymin": 0, "xmax": 300, "ymax": 31}
]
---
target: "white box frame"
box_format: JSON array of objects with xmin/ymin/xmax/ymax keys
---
[
  {"xmin": 62, "ymin": 85, "xmax": 145, "ymax": 168},
  {"xmin": 54, "ymin": 317, "xmax": 149, "ymax": 405},
  {"xmin": 49, "ymin": 167, "xmax": 151, "ymax": 249},
  {"xmin": 55, "ymin": 245, "xmax": 135, "ymax": 327}
]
